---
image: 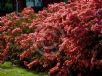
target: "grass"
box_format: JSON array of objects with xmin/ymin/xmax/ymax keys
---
[{"xmin": 0, "ymin": 62, "xmax": 48, "ymax": 76}]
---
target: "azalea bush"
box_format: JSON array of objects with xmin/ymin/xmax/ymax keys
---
[{"xmin": 0, "ymin": 0, "xmax": 102, "ymax": 76}]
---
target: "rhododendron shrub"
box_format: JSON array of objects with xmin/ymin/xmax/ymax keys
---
[
  {"xmin": 0, "ymin": 8, "xmax": 36, "ymax": 63},
  {"xmin": 0, "ymin": 0, "xmax": 102, "ymax": 76}
]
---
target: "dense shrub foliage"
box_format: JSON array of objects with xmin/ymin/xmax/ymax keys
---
[{"xmin": 0, "ymin": 0, "xmax": 102, "ymax": 76}]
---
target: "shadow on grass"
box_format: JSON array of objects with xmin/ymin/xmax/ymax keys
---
[
  {"xmin": 0, "ymin": 61, "xmax": 48, "ymax": 76},
  {"xmin": 0, "ymin": 62, "xmax": 13, "ymax": 69}
]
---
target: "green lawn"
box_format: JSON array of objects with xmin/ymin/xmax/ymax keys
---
[{"xmin": 0, "ymin": 62, "xmax": 48, "ymax": 76}]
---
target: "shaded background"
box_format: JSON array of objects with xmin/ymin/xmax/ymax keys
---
[{"xmin": 0, "ymin": 0, "xmax": 67, "ymax": 16}]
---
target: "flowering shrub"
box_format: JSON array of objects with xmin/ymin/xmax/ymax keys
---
[{"xmin": 0, "ymin": 0, "xmax": 102, "ymax": 76}]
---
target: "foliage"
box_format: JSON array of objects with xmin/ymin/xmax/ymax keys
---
[{"xmin": 0, "ymin": 0, "xmax": 102, "ymax": 76}]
